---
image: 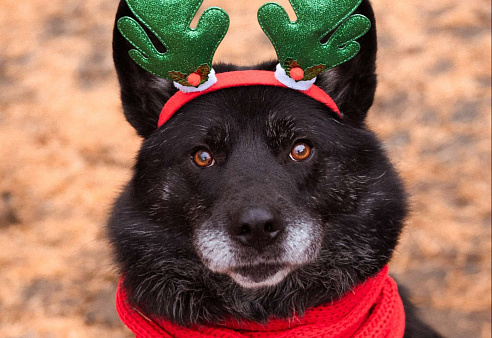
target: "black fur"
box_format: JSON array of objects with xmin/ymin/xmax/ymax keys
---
[{"xmin": 108, "ymin": 1, "xmax": 442, "ymax": 336}]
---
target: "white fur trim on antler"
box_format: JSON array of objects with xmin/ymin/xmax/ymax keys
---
[
  {"xmin": 274, "ymin": 64, "xmax": 316, "ymax": 91},
  {"xmin": 174, "ymin": 68, "xmax": 218, "ymax": 93}
]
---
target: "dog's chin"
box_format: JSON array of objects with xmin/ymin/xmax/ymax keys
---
[{"xmin": 228, "ymin": 264, "xmax": 292, "ymax": 289}]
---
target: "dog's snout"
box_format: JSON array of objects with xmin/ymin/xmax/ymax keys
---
[{"xmin": 232, "ymin": 206, "xmax": 283, "ymax": 250}]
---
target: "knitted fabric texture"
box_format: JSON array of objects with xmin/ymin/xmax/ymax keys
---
[{"xmin": 116, "ymin": 265, "xmax": 405, "ymax": 337}]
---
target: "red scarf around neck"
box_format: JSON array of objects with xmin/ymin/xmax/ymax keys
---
[{"xmin": 116, "ymin": 265, "xmax": 405, "ymax": 337}]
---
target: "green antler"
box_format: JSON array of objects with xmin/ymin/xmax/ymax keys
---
[
  {"xmin": 118, "ymin": 0, "xmax": 229, "ymax": 86},
  {"xmin": 258, "ymin": 0, "xmax": 371, "ymax": 81}
]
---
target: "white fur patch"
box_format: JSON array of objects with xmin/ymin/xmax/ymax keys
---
[
  {"xmin": 161, "ymin": 182, "xmax": 172, "ymax": 201},
  {"xmin": 229, "ymin": 268, "xmax": 292, "ymax": 289},
  {"xmin": 282, "ymin": 218, "xmax": 322, "ymax": 264},
  {"xmin": 194, "ymin": 225, "xmax": 236, "ymax": 272}
]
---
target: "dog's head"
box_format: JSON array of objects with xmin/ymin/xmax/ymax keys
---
[{"xmin": 109, "ymin": 0, "xmax": 407, "ymax": 325}]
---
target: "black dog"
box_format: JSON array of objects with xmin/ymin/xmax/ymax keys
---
[{"xmin": 108, "ymin": 0, "xmax": 441, "ymax": 336}]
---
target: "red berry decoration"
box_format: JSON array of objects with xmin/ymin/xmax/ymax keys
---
[
  {"xmin": 290, "ymin": 67, "xmax": 304, "ymax": 81},
  {"xmin": 187, "ymin": 72, "xmax": 201, "ymax": 86}
]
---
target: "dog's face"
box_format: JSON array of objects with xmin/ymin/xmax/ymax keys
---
[
  {"xmin": 109, "ymin": 0, "xmax": 407, "ymax": 325},
  {"xmin": 136, "ymin": 86, "xmax": 352, "ymax": 289},
  {"xmin": 180, "ymin": 89, "xmax": 327, "ymax": 288}
]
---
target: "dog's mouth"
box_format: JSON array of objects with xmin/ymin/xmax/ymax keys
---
[
  {"xmin": 229, "ymin": 263, "xmax": 291, "ymax": 288},
  {"xmin": 195, "ymin": 218, "xmax": 323, "ymax": 288}
]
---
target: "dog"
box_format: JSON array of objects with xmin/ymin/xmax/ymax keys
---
[{"xmin": 108, "ymin": 0, "xmax": 442, "ymax": 336}]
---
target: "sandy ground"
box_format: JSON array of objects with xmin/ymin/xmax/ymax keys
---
[{"xmin": 0, "ymin": 0, "xmax": 490, "ymax": 337}]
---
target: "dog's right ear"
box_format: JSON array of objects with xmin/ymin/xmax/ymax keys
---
[
  {"xmin": 314, "ymin": 0, "xmax": 378, "ymax": 127},
  {"xmin": 113, "ymin": 1, "xmax": 177, "ymax": 137}
]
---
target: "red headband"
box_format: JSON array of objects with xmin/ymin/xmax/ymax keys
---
[{"xmin": 158, "ymin": 70, "xmax": 341, "ymax": 128}]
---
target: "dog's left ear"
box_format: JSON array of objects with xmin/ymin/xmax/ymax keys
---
[
  {"xmin": 315, "ymin": 0, "xmax": 377, "ymax": 126},
  {"xmin": 112, "ymin": 1, "xmax": 178, "ymax": 138}
]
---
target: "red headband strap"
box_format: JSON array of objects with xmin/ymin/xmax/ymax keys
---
[{"xmin": 157, "ymin": 70, "xmax": 341, "ymax": 128}]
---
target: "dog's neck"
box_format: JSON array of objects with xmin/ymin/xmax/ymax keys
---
[{"xmin": 116, "ymin": 265, "xmax": 405, "ymax": 337}]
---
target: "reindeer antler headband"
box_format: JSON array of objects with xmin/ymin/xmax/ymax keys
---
[{"xmin": 118, "ymin": 0, "xmax": 371, "ymax": 127}]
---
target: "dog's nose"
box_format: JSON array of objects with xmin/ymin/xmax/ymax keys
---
[{"xmin": 232, "ymin": 206, "xmax": 284, "ymax": 250}]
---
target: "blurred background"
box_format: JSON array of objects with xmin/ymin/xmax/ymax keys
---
[{"xmin": 0, "ymin": 0, "xmax": 490, "ymax": 336}]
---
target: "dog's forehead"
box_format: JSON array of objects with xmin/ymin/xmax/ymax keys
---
[{"xmin": 168, "ymin": 86, "xmax": 338, "ymax": 139}]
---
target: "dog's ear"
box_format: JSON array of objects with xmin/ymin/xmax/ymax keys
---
[
  {"xmin": 315, "ymin": 0, "xmax": 377, "ymax": 127},
  {"xmin": 112, "ymin": 1, "xmax": 178, "ymax": 137}
]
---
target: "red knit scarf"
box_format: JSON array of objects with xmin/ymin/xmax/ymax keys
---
[{"xmin": 116, "ymin": 265, "xmax": 405, "ymax": 337}]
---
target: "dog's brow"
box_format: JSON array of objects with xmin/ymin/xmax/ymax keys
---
[
  {"xmin": 203, "ymin": 123, "xmax": 231, "ymax": 150},
  {"xmin": 265, "ymin": 114, "xmax": 298, "ymax": 151}
]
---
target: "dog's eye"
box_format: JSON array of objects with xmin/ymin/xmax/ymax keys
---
[
  {"xmin": 193, "ymin": 149, "xmax": 215, "ymax": 167},
  {"xmin": 290, "ymin": 142, "xmax": 312, "ymax": 162}
]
